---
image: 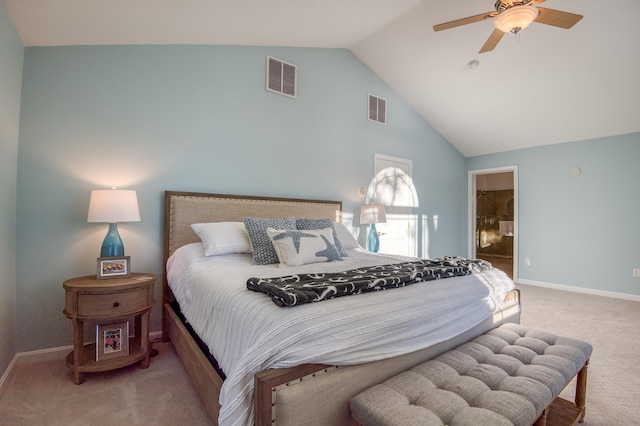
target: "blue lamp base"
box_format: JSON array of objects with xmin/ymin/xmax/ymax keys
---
[
  {"xmin": 367, "ymin": 223, "xmax": 380, "ymax": 253},
  {"xmin": 100, "ymin": 223, "xmax": 125, "ymax": 257}
]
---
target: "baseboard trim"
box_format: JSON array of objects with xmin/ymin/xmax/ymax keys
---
[
  {"xmin": 0, "ymin": 354, "xmax": 19, "ymax": 399},
  {"xmin": 0, "ymin": 330, "xmax": 165, "ymax": 398},
  {"xmin": 150, "ymin": 330, "xmax": 162, "ymax": 342},
  {"xmin": 517, "ymin": 279, "xmax": 640, "ymax": 302},
  {"xmin": 0, "ymin": 345, "xmax": 70, "ymax": 398}
]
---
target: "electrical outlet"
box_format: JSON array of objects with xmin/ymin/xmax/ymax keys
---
[
  {"xmin": 633, "ymin": 268, "xmax": 640, "ymax": 278},
  {"xmin": 357, "ymin": 188, "xmax": 366, "ymax": 198},
  {"xmin": 525, "ymin": 258, "xmax": 531, "ymax": 266}
]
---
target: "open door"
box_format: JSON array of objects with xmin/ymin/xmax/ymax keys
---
[{"xmin": 468, "ymin": 167, "xmax": 518, "ymax": 280}]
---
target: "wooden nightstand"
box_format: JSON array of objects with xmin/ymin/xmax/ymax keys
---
[{"xmin": 63, "ymin": 273, "xmax": 156, "ymax": 384}]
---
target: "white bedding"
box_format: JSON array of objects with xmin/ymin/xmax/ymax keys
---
[{"xmin": 167, "ymin": 243, "xmax": 515, "ymax": 426}]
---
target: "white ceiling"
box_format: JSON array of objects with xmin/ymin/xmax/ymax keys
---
[{"xmin": 5, "ymin": 0, "xmax": 640, "ymax": 157}]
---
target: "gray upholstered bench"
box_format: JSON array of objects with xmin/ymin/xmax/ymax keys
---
[{"xmin": 350, "ymin": 323, "xmax": 592, "ymax": 426}]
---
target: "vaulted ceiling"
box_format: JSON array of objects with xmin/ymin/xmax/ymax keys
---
[{"xmin": 5, "ymin": 0, "xmax": 639, "ymax": 157}]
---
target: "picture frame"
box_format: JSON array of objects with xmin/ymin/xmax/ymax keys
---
[
  {"xmin": 96, "ymin": 321, "xmax": 129, "ymax": 362},
  {"xmin": 97, "ymin": 256, "xmax": 131, "ymax": 279}
]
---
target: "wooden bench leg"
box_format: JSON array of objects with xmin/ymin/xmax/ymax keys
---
[
  {"xmin": 533, "ymin": 406, "xmax": 549, "ymax": 426},
  {"xmin": 575, "ymin": 358, "xmax": 589, "ymax": 423}
]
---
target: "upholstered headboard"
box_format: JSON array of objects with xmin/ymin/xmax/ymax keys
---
[
  {"xmin": 163, "ymin": 191, "xmax": 342, "ymax": 258},
  {"xmin": 162, "ymin": 191, "xmax": 343, "ymax": 309}
]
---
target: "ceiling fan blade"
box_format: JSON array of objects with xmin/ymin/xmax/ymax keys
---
[
  {"xmin": 479, "ymin": 29, "xmax": 505, "ymax": 53},
  {"xmin": 531, "ymin": 0, "xmax": 546, "ymax": 4},
  {"xmin": 433, "ymin": 11, "xmax": 495, "ymax": 32},
  {"xmin": 535, "ymin": 7, "xmax": 583, "ymax": 29}
]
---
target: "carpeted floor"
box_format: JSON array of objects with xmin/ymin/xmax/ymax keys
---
[
  {"xmin": 0, "ymin": 283, "xmax": 638, "ymax": 425},
  {"xmin": 0, "ymin": 341, "xmax": 212, "ymax": 425},
  {"xmin": 517, "ymin": 284, "xmax": 640, "ymax": 426}
]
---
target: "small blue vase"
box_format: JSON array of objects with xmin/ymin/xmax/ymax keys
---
[
  {"xmin": 100, "ymin": 223, "xmax": 125, "ymax": 257},
  {"xmin": 367, "ymin": 223, "xmax": 380, "ymax": 253}
]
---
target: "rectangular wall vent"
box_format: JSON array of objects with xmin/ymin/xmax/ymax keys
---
[
  {"xmin": 368, "ymin": 94, "xmax": 387, "ymax": 125},
  {"xmin": 267, "ymin": 56, "xmax": 297, "ymax": 98}
]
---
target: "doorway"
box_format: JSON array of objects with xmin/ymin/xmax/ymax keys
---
[{"xmin": 468, "ymin": 167, "xmax": 518, "ymax": 280}]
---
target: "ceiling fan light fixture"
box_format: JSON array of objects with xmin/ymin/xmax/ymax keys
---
[{"xmin": 494, "ymin": 5, "xmax": 538, "ymax": 34}]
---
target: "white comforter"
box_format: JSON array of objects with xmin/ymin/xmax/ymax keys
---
[{"xmin": 167, "ymin": 243, "xmax": 515, "ymax": 426}]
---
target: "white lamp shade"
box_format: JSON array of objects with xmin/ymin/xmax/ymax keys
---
[
  {"xmin": 87, "ymin": 189, "xmax": 141, "ymax": 223},
  {"xmin": 494, "ymin": 5, "xmax": 538, "ymax": 34},
  {"xmin": 360, "ymin": 204, "xmax": 387, "ymax": 225}
]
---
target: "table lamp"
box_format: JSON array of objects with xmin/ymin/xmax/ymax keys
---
[
  {"xmin": 87, "ymin": 189, "xmax": 140, "ymax": 257},
  {"xmin": 360, "ymin": 204, "xmax": 386, "ymax": 253}
]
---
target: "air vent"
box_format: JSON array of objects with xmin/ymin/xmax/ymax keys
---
[
  {"xmin": 368, "ymin": 94, "xmax": 387, "ymax": 125},
  {"xmin": 266, "ymin": 56, "xmax": 297, "ymax": 98}
]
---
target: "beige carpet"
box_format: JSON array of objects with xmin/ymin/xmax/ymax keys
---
[
  {"xmin": 517, "ymin": 284, "xmax": 640, "ymax": 425},
  {"xmin": 0, "ymin": 284, "xmax": 638, "ymax": 425},
  {"xmin": 0, "ymin": 341, "xmax": 212, "ymax": 425}
]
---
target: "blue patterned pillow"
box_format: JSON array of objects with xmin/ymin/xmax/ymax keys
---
[
  {"xmin": 244, "ymin": 217, "xmax": 296, "ymax": 265},
  {"xmin": 296, "ymin": 218, "xmax": 348, "ymax": 257}
]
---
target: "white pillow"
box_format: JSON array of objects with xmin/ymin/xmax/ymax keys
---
[
  {"xmin": 333, "ymin": 222, "xmax": 360, "ymax": 250},
  {"xmin": 266, "ymin": 227, "xmax": 343, "ymax": 267},
  {"xmin": 191, "ymin": 222, "xmax": 252, "ymax": 256}
]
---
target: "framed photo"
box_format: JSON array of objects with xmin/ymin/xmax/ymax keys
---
[
  {"xmin": 96, "ymin": 321, "xmax": 129, "ymax": 362},
  {"xmin": 97, "ymin": 256, "xmax": 130, "ymax": 279}
]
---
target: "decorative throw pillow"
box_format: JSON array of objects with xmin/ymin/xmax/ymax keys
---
[
  {"xmin": 266, "ymin": 227, "xmax": 343, "ymax": 267},
  {"xmin": 296, "ymin": 218, "xmax": 348, "ymax": 257},
  {"xmin": 243, "ymin": 217, "xmax": 296, "ymax": 265},
  {"xmin": 191, "ymin": 222, "xmax": 252, "ymax": 256},
  {"xmin": 333, "ymin": 222, "xmax": 360, "ymax": 250}
]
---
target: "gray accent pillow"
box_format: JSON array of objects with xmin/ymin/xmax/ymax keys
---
[
  {"xmin": 244, "ymin": 217, "xmax": 296, "ymax": 265},
  {"xmin": 296, "ymin": 218, "xmax": 348, "ymax": 257}
]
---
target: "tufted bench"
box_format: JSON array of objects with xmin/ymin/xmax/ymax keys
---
[{"xmin": 350, "ymin": 323, "xmax": 592, "ymax": 426}]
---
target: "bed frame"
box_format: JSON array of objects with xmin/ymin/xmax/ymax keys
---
[{"xmin": 162, "ymin": 190, "xmax": 521, "ymax": 425}]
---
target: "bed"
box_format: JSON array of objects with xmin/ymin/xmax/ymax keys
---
[{"xmin": 162, "ymin": 191, "xmax": 521, "ymax": 426}]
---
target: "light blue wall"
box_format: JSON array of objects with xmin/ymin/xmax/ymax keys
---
[
  {"xmin": 0, "ymin": 1, "xmax": 23, "ymax": 375},
  {"xmin": 468, "ymin": 132, "xmax": 640, "ymax": 296},
  {"xmin": 16, "ymin": 45, "xmax": 467, "ymax": 351}
]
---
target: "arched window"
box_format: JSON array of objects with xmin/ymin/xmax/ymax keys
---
[
  {"xmin": 364, "ymin": 166, "xmax": 420, "ymax": 257},
  {"xmin": 365, "ymin": 166, "xmax": 419, "ymax": 208}
]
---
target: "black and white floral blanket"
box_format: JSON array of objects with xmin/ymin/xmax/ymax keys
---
[{"xmin": 246, "ymin": 256, "xmax": 492, "ymax": 307}]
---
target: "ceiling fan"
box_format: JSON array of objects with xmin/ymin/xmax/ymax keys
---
[{"xmin": 433, "ymin": 0, "xmax": 583, "ymax": 53}]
